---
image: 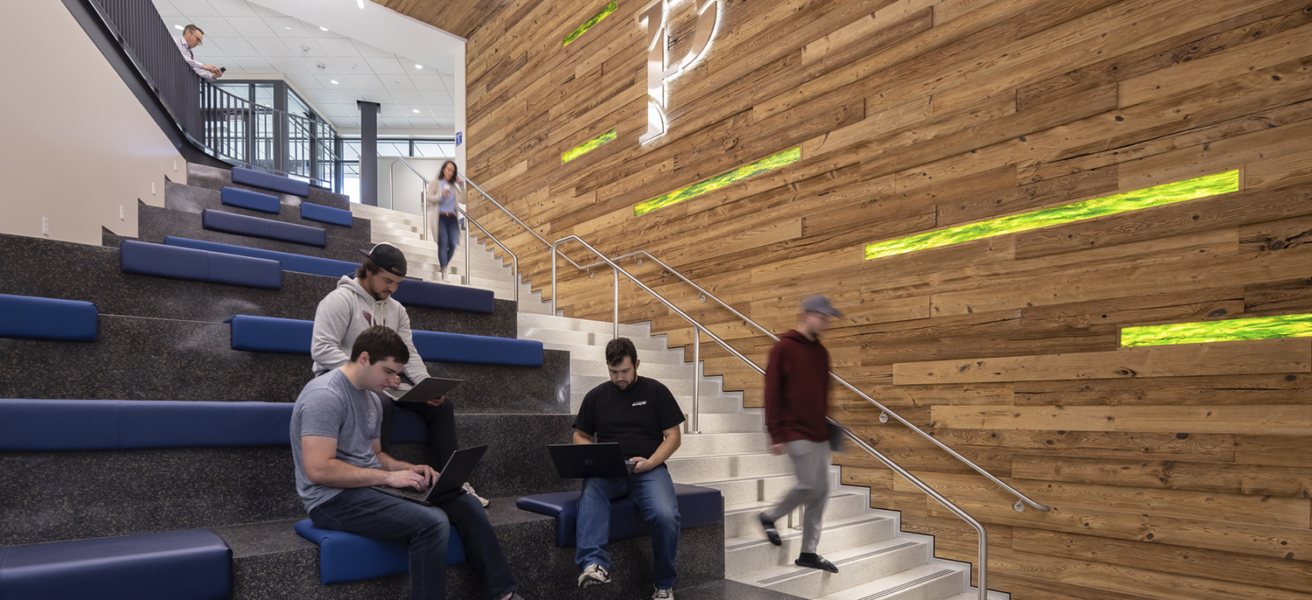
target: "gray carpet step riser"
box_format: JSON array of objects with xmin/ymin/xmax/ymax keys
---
[
  {"xmin": 184, "ymin": 164, "xmax": 351, "ymax": 212},
  {"xmin": 164, "ymin": 180, "xmax": 372, "ymax": 242},
  {"xmin": 0, "ymin": 316, "xmax": 569, "ymax": 409},
  {"xmin": 3, "ymin": 233, "xmax": 518, "ymax": 338},
  {"xmin": 136, "ymin": 203, "xmax": 366, "ymax": 264},
  {"xmin": 2, "ymin": 413, "xmax": 578, "ymax": 547}
]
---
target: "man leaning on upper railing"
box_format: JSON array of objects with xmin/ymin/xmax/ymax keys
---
[{"xmin": 172, "ymin": 24, "xmax": 223, "ymax": 80}]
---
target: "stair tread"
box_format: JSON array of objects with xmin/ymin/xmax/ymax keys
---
[
  {"xmin": 810, "ymin": 564, "xmax": 965, "ymax": 600},
  {"xmin": 731, "ymin": 537, "xmax": 931, "ymax": 586},
  {"xmin": 725, "ymin": 513, "xmax": 892, "ymax": 550}
]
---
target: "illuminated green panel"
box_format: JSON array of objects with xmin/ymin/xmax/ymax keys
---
[
  {"xmin": 634, "ymin": 147, "xmax": 802, "ymax": 216},
  {"xmin": 864, "ymin": 171, "xmax": 1241, "ymax": 261},
  {"xmin": 564, "ymin": 2, "xmax": 617, "ymax": 47},
  {"xmin": 1122, "ymin": 314, "xmax": 1312, "ymax": 347},
  {"xmin": 562, "ymin": 128, "xmax": 617, "ymax": 163}
]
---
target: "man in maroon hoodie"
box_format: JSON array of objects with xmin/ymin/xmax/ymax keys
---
[{"xmin": 758, "ymin": 295, "xmax": 842, "ymax": 573}]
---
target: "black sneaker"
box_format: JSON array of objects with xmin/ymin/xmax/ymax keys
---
[
  {"xmin": 758, "ymin": 513, "xmax": 781, "ymax": 546},
  {"xmin": 795, "ymin": 553, "xmax": 838, "ymax": 573}
]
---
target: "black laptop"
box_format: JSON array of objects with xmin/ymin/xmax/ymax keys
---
[
  {"xmin": 373, "ymin": 445, "xmax": 488, "ymax": 506},
  {"xmin": 384, "ymin": 376, "xmax": 461, "ymax": 404},
  {"xmin": 547, "ymin": 443, "xmax": 637, "ymax": 479}
]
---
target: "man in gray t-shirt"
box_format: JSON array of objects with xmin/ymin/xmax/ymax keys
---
[{"xmin": 291, "ymin": 326, "xmax": 522, "ymax": 600}]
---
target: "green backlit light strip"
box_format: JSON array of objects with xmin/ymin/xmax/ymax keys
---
[
  {"xmin": 1122, "ymin": 313, "xmax": 1312, "ymax": 347},
  {"xmin": 562, "ymin": 128, "xmax": 617, "ymax": 163},
  {"xmin": 864, "ymin": 170, "xmax": 1241, "ymax": 260},
  {"xmin": 635, "ymin": 147, "xmax": 802, "ymax": 216},
  {"xmin": 564, "ymin": 1, "xmax": 618, "ymax": 47}
]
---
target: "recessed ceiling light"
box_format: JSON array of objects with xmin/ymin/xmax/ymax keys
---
[
  {"xmin": 285, "ymin": 26, "xmax": 292, "ymax": 30},
  {"xmin": 174, "ymin": 25, "xmax": 184, "ymax": 30},
  {"xmin": 330, "ymin": 80, "xmax": 339, "ymax": 84},
  {"xmin": 357, "ymin": 0, "xmax": 364, "ymax": 7},
  {"xmin": 320, "ymin": 26, "xmax": 329, "ymax": 31},
  {"xmin": 415, "ymin": 64, "xmax": 423, "ymax": 69},
  {"xmin": 412, "ymin": 109, "xmax": 420, "ymax": 113}
]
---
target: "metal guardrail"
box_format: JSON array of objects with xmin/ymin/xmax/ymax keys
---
[
  {"xmin": 85, "ymin": 0, "xmax": 340, "ymax": 188},
  {"xmin": 552, "ymin": 236, "xmax": 991, "ymax": 600}
]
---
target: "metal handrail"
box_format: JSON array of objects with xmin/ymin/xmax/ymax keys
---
[
  {"xmin": 463, "ymin": 177, "xmax": 584, "ymax": 269},
  {"xmin": 391, "ymin": 159, "xmax": 519, "ymax": 301},
  {"xmin": 584, "ymin": 250, "xmax": 1050, "ymax": 514},
  {"xmin": 552, "ymin": 235, "xmax": 989, "ymax": 600}
]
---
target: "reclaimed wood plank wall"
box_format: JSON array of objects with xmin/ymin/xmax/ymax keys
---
[{"xmin": 407, "ymin": 0, "xmax": 1312, "ymax": 595}]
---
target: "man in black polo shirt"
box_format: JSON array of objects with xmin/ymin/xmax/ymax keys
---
[{"xmin": 572, "ymin": 337, "xmax": 684, "ymax": 600}]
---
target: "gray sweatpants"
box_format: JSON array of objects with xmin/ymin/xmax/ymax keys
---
[{"xmin": 761, "ymin": 438, "xmax": 830, "ymax": 554}]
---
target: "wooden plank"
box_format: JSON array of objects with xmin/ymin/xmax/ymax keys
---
[
  {"xmin": 937, "ymin": 165, "xmax": 1118, "ymax": 228},
  {"xmin": 931, "ymin": 406, "xmax": 1114, "ymax": 431},
  {"xmin": 1245, "ymin": 279, "xmax": 1312, "ymax": 316},
  {"xmin": 895, "ymin": 338, "xmax": 1311, "ymax": 385},
  {"xmin": 862, "ymin": 426, "xmax": 1237, "ymax": 461},
  {"xmin": 1011, "ymin": 455, "xmax": 1312, "ymax": 497},
  {"xmin": 1240, "ymin": 213, "xmax": 1312, "ymax": 254},
  {"xmin": 1113, "ymin": 405, "xmax": 1312, "ymax": 436},
  {"xmin": 1014, "ymin": 373, "xmax": 1312, "ymax": 406},
  {"xmin": 1008, "ymin": 477, "xmax": 1311, "ymax": 528},
  {"xmin": 1236, "ymin": 436, "xmax": 1312, "ymax": 469},
  {"xmin": 1011, "ymin": 529, "xmax": 1312, "ymax": 594}
]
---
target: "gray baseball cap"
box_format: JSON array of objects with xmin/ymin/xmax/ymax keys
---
[{"xmin": 802, "ymin": 295, "xmax": 841, "ymax": 318}]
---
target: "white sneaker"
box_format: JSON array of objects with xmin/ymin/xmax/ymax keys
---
[
  {"xmin": 652, "ymin": 586, "xmax": 673, "ymax": 599},
  {"xmin": 577, "ymin": 563, "xmax": 610, "ymax": 588},
  {"xmin": 463, "ymin": 482, "xmax": 489, "ymax": 507}
]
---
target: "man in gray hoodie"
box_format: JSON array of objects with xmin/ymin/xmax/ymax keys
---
[{"xmin": 311, "ymin": 242, "xmax": 487, "ymax": 506}]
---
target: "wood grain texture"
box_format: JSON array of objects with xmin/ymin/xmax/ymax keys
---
[{"xmin": 370, "ymin": 0, "xmax": 1312, "ymax": 594}]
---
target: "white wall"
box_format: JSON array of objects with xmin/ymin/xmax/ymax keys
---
[
  {"xmin": 0, "ymin": 1, "xmax": 184, "ymax": 245},
  {"xmin": 378, "ymin": 157, "xmax": 450, "ymax": 228}
]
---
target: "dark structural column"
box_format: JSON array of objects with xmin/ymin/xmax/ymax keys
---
[{"xmin": 357, "ymin": 100, "xmax": 380, "ymax": 206}]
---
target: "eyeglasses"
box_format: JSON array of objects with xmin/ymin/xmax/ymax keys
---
[{"xmin": 187, "ymin": 31, "xmax": 203, "ymax": 46}]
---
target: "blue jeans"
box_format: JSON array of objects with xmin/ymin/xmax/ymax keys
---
[
  {"xmin": 310, "ymin": 487, "xmax": 517, "ymax": 600},
  {"xmin": 575, "ymin": 464, "xmax": 680, "ymax": 590},
  {"xmin": 437, "ymin": 214, "xmax": 459, "ymax": 269}
]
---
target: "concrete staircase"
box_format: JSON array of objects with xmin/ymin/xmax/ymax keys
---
[{"xmin": 358, "ymin": 202, "xmax": 1004, "ymax": 600}]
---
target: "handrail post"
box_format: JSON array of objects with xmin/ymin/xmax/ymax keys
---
[
  {"xmin": 551, "ymin": 244, "xmax": 558, "ymax": 315},
  {"xmin": 691, "ymin": 327, "xmax": 700, "ymax": 434},
  {"xmin": 613, "ymin": 268, "xmax": 619, "ymax": 340},
  {"xmin": 464, "ymin": 217, "xmax": 471, "ymax": 286},
  {"xmin": 420, "ymin": 183, "xmax": 428, "ymax": 241}
]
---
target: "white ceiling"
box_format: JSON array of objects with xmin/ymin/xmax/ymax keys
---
[{"xmin": 152, "ymin": 0, "xmax": 457, "ymax": 133}]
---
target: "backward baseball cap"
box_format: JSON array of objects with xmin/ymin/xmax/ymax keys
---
[
  {"xmin": 801, "ymin": 295, "xmax": 842, "ymax": 318},
  {"xmin": 357, "ymin": 242, "xmax": 407, "ymax": 277}
]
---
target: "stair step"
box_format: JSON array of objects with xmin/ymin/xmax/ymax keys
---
[
  {"xmin": 517, "ymin": 312, "xmax": 652, "ymax": 337},
  {"xmin": 692, "ymin": 470, "xmax": 841, "ymax": 506},
  {"xmin": 736, "ymin": 538, "xmax": 933, "ymax": 599},
  {"xmin": 677, "ymin": 432, "xmax": 772, "ymax": 457},
  {"xmin": 521, "ymin": 327, "xmax": 673, "ymax": 351},
  {"xmin": 684, "ymin": 411, "xmax": 762, "ymax": 433},
  {"xmin": 665, "ymin": 451, "xmax": 795, "ymax": 484},
  {"xmin": 813, "ymin": 563, "xmax": 967, "ymax": 600},
  {"xmin": 725, "ymin": 514, "xmax": 898, "ymax": 578},
  {"xmin": 538, "ymin": 341, "xmax": 687, "ymax": 364},
  {"xmin": 723, "ymin": 491, "xmax": 869, "ymax": 538}
]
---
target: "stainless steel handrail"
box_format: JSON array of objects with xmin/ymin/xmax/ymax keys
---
[
  {"xmin": 461, "ymin": 210, "xmax": 518, "ymax": 303},
  {"xmin": 463, "ymin": 177, "xmax": 584, "ymax": 269},
  {"xmin": 578, "ymin": 249, "xmax": 1050, "ymax": 514},
  {"xmin": 552, "ymin": 235, "xmax": 989, "ymax": 599}
]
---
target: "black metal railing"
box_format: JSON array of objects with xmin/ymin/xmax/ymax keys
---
[{"xmin": 84, "ymin": 0, "xmax": 341, "ymax": 188}]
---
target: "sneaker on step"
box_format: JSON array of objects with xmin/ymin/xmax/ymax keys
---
[
  {"xmin": 795, "ymin": 553, "xmax": 839, "ymax": 573},
  {"xmin": 577, "ymin": 563, "xmax": 610, "ymax": 588},
  {"xmin": 463, "ymin": 482, "xmax": 489, "ymax": 507},
  {"xmin": 652, "ymin": 586, "xmax": 674, "ymax": 599}
]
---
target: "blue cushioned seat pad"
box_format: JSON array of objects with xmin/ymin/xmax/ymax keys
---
[
  {"xmin": 0, "ymin": 293, "xmax": 97, "ymax": 341},
  {"xmin": 232, "ymin": 166, "xmax": 310, "ymax": 196},
  {"xmin": 202, "ymin": 209, "xmax": 326, "ymax": 247},
  {"xmin": 227, "ymin": 315, "xmax": 313, "ymax": 354},
  {"xmin": 294, "ymin": 520, "xmax": 464, "ymax": 584},
  {"xmin": 412, "ymin": 330, "xmax": 542, "ymax": 366},
  {"xmin": 516, "ymin": 484, "xmax": 723, "ymax": 547},
  {"xmin": 0, "ymin": 399, "xmax": 295, "ymax": 450},
  {"xmin": 227, "ymin": 315, "xmax": 543, "ymax": 366},
  {"xmin": 392, "ymin": 279, "xmax": 495, "ymax": 313},
  {"xmin": 120, "ymin": 240, "xmax": 282, "ymax": 290},
  {"xmin": 221, "ymin": 186, "xmax": 280, "ymax": 214},
  {"xmin": 0, "ymin": 530, "xmax": 231, "ymax": 600},
  {"xmin": 164, "ymin": 236, "xmax": 357, "ymax": 278},
  {"xmin": 300, "ymin": 202, "xmax": 353, "ymax": 227}
]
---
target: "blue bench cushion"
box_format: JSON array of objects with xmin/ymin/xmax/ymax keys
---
[
  {"xmin": 120, "ymin": 240, "xmax": 282, "ymax": 290},
  {"xmin": 0, "ymin": 399, "xmax": 294, "ymax": 451},
  {"xmin": 0, "ymin": 293, "xmax": 97, "ymax": 342},
  {"xmin": 227, "ymin": 315, "xmax": 312, "ymax": 354},
  {"xmin": 392, "ymin": 279, "xmax": 495, "ymax": 314},
  {"xmin": 516, "ymin": 484, "xmax": 723, "ymax": 547},
  {"xmin": 294, "ymin": 519, "xmax": 464, "ymax": 584},
  {"xmin": 301, "ymin": 202, "xmax": 353, "ymax": 227},
  {"xmin": 0, "ymin": 530, "xmax": 231, "ymax": 600},
  {"xmin": 164, "ymin": 237, "xmax": 358, "ymax": 278},
  {"xmin": 413, "ymin": 331, "xmax": 543, "ymax": 366},
  {"xmin": 232, "ymin": 166, "xmax": 310, "ymax": 197},
  {"xmin": 227, "ymin": 315, "xmax": 543, "ymax": 366},
  {"xmin": 203, "ymin": 209, "xmax": 327, "ymax": 247},
  {"xmin": 221, "ymin": 186, "xmax": 280, "ymax": 214}
]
